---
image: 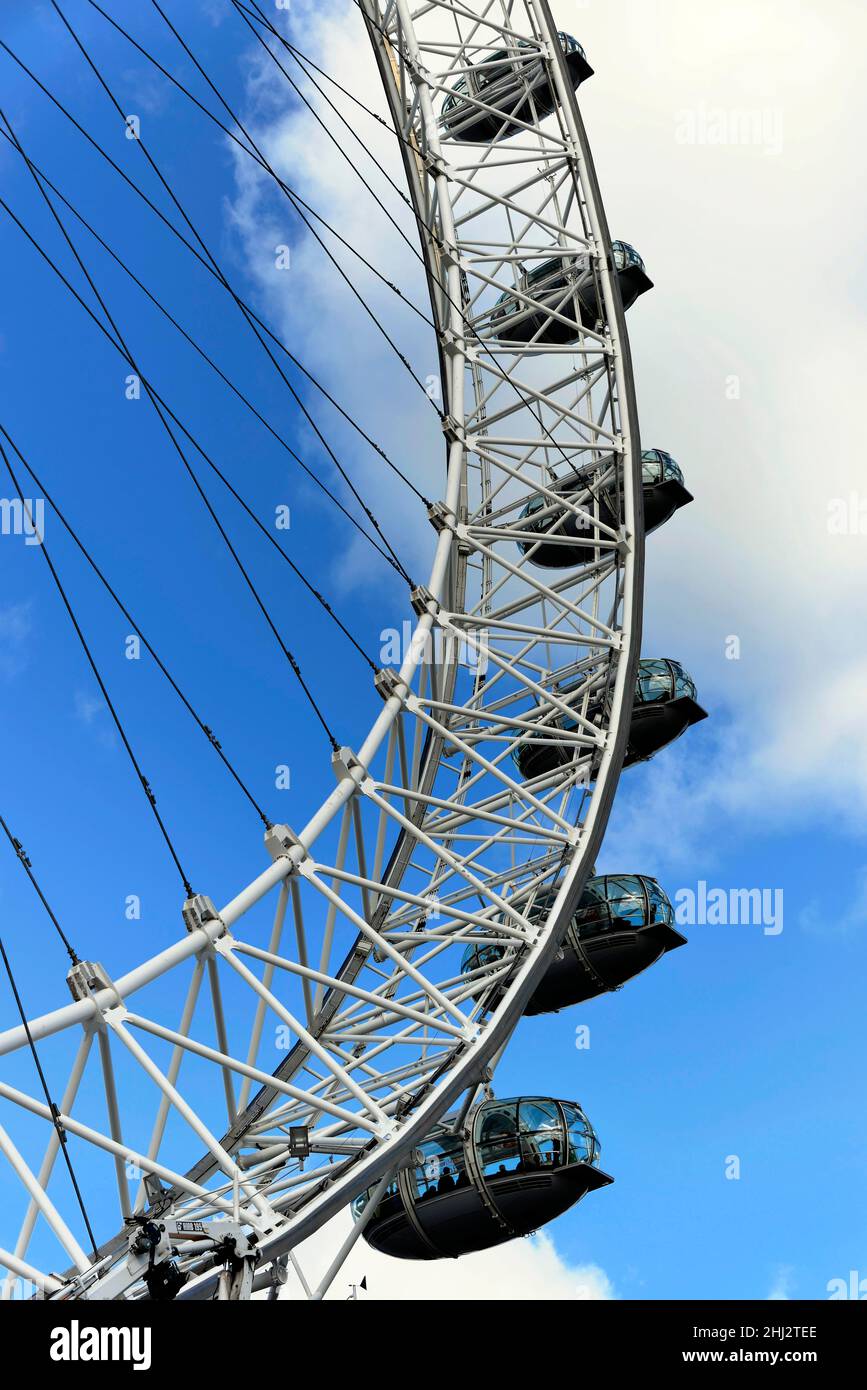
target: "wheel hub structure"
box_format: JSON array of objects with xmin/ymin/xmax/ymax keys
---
[{"xmin": 0, "ymin": 0, "xmax": 645, "ymax": 1301}]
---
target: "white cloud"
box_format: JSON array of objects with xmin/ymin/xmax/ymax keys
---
[
  {"xmin": 280, "ymin": 1211, "xmax": 615, "ymax": 1301},
  {"xmin": 768, "ymin": 1265, "xmax": 794, "ymax": 1300},
  {"xmin": 73, "ymin": 689, "xmax": 116, "ymax": 749},
  {"xmin": 73, "ymin": 690, "xmax": 103, "ymax": 725},
  {"xmin": 0, "ymin": 601, "xmax": 32, "ymax": 681}
]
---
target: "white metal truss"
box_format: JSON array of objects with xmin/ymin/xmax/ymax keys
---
[{"xmin": 0, "ymin": 0, "xmax": 644, "ymax": 1301}]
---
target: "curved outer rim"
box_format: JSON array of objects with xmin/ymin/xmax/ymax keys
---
[{"xmin": 2, "ymin": 0, "xmax": 645, "ymax": 1295}]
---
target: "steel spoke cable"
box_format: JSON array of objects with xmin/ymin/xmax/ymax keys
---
[
  {"xmin": 1, "ymin": 13, "xmax": 597, "ymax": 524},
  {"xmin": 83, "ymin": 0, "xmax": 434, "ymax": 333},
  {"xmin": 48, "ymin": 0, "xmax": 427, "ymax": 578},
  {"xmin": 6, "ymin": 10, "xmax": 600, "ymax": 850},
  {"xmin": 225, "ymin": 0, "xmax": 421, "ymax": 259},
  {"xmin": 0, "ymin": 436, "xmax": 196, "ymax": 897},
  {"xmin": 237, "ymin": 0, "xmax": 445, "ymax": 177},
  {"xmin": 0, "ymin": 421, "xmax": 273, "ymax": 831},
  {"xmin": 0, "ymin": 36, "xmax": 430, "ymax": 538},
  {"xmin": 237, "ymin": 0, "xmax": 605, "ymax": 490},
  {"xmin": 0, "ymin": 932, "xmax": 99, "ymax": 1264},
  {"xmin": 235, "ymin": 1, "xmax": 392, "ymax": 130},
  {"xmin": 0, "ymin": 99, "xmax": 382, "ymax": 667},
  {"xmin": 0, "ymin": 123, "xmax": 397, "ymax": 575},
  {"xmin": 0, "ymin": 814, "xmax": 79, "ymax": 967},
  {"xmin": 240, "ymin": 0, "xmax": 421, "ymax": 219},
  {"xmin": 0, "ymin": 182, "xmax": 380, "ymax": 691},
  {"xmin": 1, "ymin": 113, "xmax": 345, "ymax": 758},
  {"xmin": 147, "ymin": 0, "xmax": 436, "ymax": 406}
]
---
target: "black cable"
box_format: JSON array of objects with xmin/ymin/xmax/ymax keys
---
[
  {"xmin": 0, "ymin": 437, "xmax": 196, "ymax": 897},
  {"xmin": 237, "ymin": 0, "xmax": 595, "ymax": 487},
  {"xmin": 0, "ymin": 421, "xmax": 274, "ymax": 829},
  {"xmin": 241, "ymin": 0, "xmax": 421, "ymax": 218},
  {"xmin": 84, "ymin": 0, "xmax": 433, "ymax": 330},
  {"xmin": 0, "ymin": 106, "xmax": 343, "ymax": 754},
  {"xmin": 0, "ymin": 814, "xmax": 79, "ymax": 965},
  {"xmin": 0, "ymin": 36, "xmax": 429, "ymax": 530},
  {"xmin": 3, "ymin": 10, "xmax": 591, "ymax": 506},
  {"xmin": 237, "ymin": 1, "xmax": 395, "ymax": 130},
  {"xmin": 150, "ymin": 0, "xmax": 437, "ymax": 408},
  {"xmin": 0, "ymin": 182, "xmax": 378, "ymax": 688},
  {"xmin": 0, "ymin": 115, "xmax": 380, "ymax": 674},
  {"xmin": 0, "ymin": 932, "xmax": 100, "ymax": 1264},
  {"xmin": 2, "ymin": 11, "xmax": 588, "ymax": 562},
  {"xmin": 0, "ymin": 131, "xmax": 397, "ymax": 577},
  {"xmin": 49, "ymin": 0, "xmax": 423, "ymax": 580},
  {"xmin": 227, "ymin": 0, "xmax": 421, "ymax": 259},
  {"xmin": 1, "ymin": 414, "xmax": 376, "ymax": 683},
  {"xmin": 238, "ymin": 0, "xmax": 425, "ymax": 168}
]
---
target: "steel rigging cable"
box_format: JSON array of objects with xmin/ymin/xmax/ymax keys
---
[
  {"xmin": 1, "ymin": 107, "xmax": 344, "ymax": 758},
  {"xmin": 84, "ymin": 0, "xmax": 428, "ymax": 304},
  {"xmin": 150, "ymin": 0, "xmax": 437, "ymax": 406},
  {"xmin": 0, "ymin": 37, "xmax": 430, "ymax": 544},
  {"xmin": 0, "ymin": 436, "xmax": 196, "ymax": 897},
  {"xmin": 49, "ymin": 0, "xmax": 427, "ymax": 581},
  {"xmin": 0, "ymin": 132, "xmax": 401, "ymax": 577},
  {"xmin": 225, "ymin": 0, "xmax": 613, "ymax": 489},
  {"xmin": 0, "ymin": 420, "xmax": 274, "ymax": 829},
  {"xmin": 0, "ymin": 814, "xmax": 100, "ymax": 1263},
  {"xmin": 224, "ymin": 0, "xmax": 422, "ymax": 260},
  {"xmin": 0, "ymin": 930, "xmax": 99, "ymax": 1265},
  {"xmin": 0, "ymin": 180, "xmax": 388, "ymax": 679}
]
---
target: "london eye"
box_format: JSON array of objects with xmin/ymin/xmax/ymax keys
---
[{"xmin": 0, "ymin": 0, "xmax": 706, "ymax": 1301}]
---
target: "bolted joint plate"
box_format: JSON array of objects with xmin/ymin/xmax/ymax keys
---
[
  {"xmin": 374, "ymin": 666, "xmax": 408, "ymax": 704},
  {"xmin": 410, "ymin": 583, "xmax": 439, "ymax": 618},
  {"xmin": 264, "ymin": 823, "xmax": 302, "ymax": 866},
  {"xmin": 426, "ymin": 499, "xmax": 455, "ymax": 533},
  {"xmin": 440, "ymin": 414, "xmax": 465, "ymax": 445},
  {"xmin": 331, "ymin": 745, "xmax": 366, "ymax": 788},
  {"xmin": 66, "ymin": 959, "xmax": 114, "ymax": 1004},
  {"xmin": 182, "ymin": 893, "xmax": 225, "ymax": 937}
]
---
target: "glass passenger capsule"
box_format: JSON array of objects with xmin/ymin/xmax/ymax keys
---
[
  {"xmin": 441, "ymin": 32, "xmax": 593, "ymax": 144},
  {"xmin": 461, "ymin": 874, "xmax": 686, "ymax": 1015},
  {"xmin": 488, "ymin": 241, "xmax": 652, "ymax": 345},
  {"xmin": 516, "ymin": 449, "xmax": 693, "ymax": 567},
  {"xmin": 351, "ymin": 1096, "xmax": 612, "ymax": 1260},
  {"xmin": 512, "ymin": 658, "xmax": 708, "ymax": 781}
]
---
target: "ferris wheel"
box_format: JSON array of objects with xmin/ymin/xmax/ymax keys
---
[{"xmin": 0, "ymin": 0, "xmax": 707, "ymax": 1301}]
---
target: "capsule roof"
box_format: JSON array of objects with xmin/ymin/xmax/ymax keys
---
[
  {"xmin": 641, "ymin": 448, "xmax": 685, "ymax": 486},
  {"xmin": 635, "ymin": 657, "xmax": 698, "ymax": 706},
  {"xmin": 612, "ymin": 240, "xmax": 646, "ymax": 271}
]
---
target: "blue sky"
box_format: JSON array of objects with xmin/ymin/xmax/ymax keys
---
[{"xmin": 0, "ymin": 0, "xmax": 864, "ymax": 1299}]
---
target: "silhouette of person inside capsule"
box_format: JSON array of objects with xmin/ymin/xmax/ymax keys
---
[{"xmin": 437, "ymin": 1165, "xmax": 457, "ymax": 1194}]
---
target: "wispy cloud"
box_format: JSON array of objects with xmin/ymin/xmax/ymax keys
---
[
  {"xmin": 768, "ymin": 1265, "xmax": 794, "ymax": 1300},
  {"xmin": 0, "ymin": 601, "xmax": 32, "ymax": 681},
  {"xmin": 73, "ymin": 689, "xmax": 116, "ymax": 750}
]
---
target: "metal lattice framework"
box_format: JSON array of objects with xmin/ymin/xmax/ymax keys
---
[{"xmin": 0, "ymin": 0, "xmax": 644, "ymax": 1301}]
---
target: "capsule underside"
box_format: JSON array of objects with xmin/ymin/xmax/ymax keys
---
[
  {"xmin": 518, "ymin": 470, "xmax": 693, "ymax": 568},
  {"xmin": 363, "ymin": 1162, "xmax": 612, "ymax": 1260},
  {"xmin": 524, "ymin": 918, "xmax": 687, "ymax": 1014}
]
